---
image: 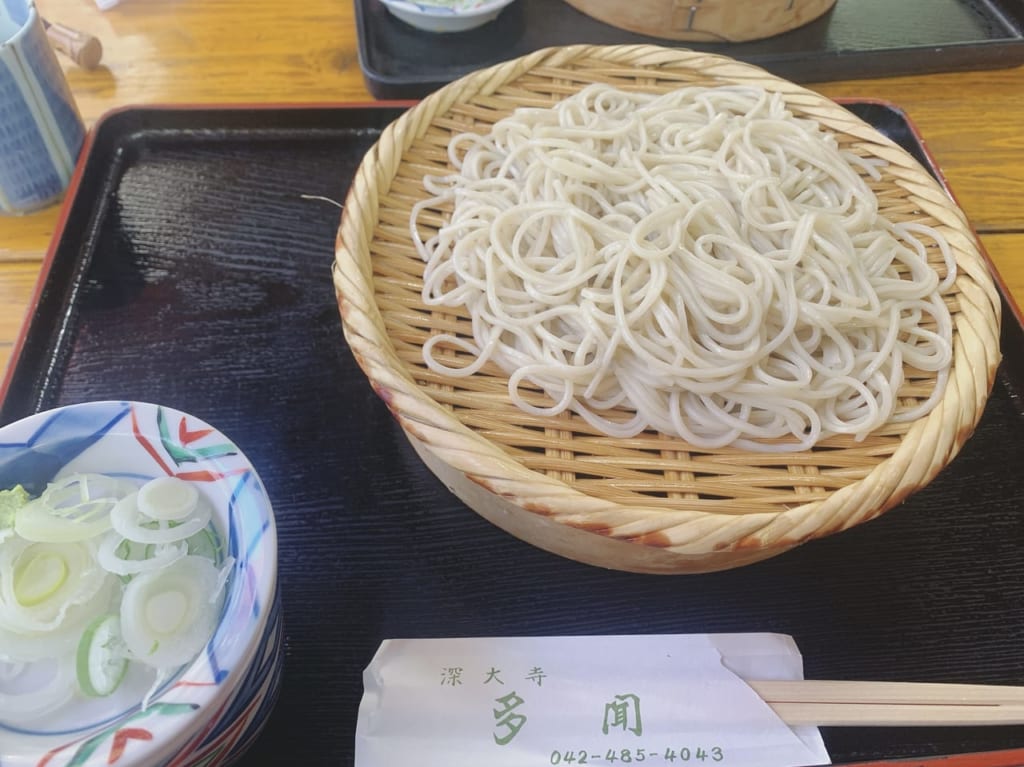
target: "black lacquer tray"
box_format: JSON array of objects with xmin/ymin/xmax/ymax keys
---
[
  {"xmin": 356, "ymin": 0, "xmax": 1024, "ymax": 99},
  {"xmin": 3, "ymin": 102, "xmax": 1024, "ymax": 766}
]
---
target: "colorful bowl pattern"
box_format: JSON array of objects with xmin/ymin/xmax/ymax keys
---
[{"xmin": 0, "ymin": 401, "xmax": 281, "ymax": 767}]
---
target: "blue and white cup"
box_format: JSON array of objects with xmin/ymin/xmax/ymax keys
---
[{"xmin": 0, "ymin": 0, "xmax": 85, "ymax": 214}]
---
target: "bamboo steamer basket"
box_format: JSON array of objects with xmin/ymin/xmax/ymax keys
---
[
  {"xmin": 562, "ymin": 0, "xmax": 838, "ymax": 42},
  {"xmin": 333, "ymin": 44, "xmax": 1002, "ymax": 574}
]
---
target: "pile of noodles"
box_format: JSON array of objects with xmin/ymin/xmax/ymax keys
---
[{"xmin": 411, "ymin": 83, "xmax": 955, "ymax": 451}]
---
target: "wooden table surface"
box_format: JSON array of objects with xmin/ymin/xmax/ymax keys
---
[{"xmin": 1, "ymin": 0, "xmax": 1023, "ymax": 383}]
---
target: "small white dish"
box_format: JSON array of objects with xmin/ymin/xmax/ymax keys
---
[
  {"xmin": 379, "ymin": 0, "xmax": 516, "ymax": 33},
  {"xmin": 0, "ymin": 401, "xmax": 281, "ymax": 767}
]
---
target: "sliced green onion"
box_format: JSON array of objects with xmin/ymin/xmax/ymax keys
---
[
  {"xmin": 96, "ymin": 532, "xmax": 187, "ymax": 577},
  {"xmin": 0, "ymin": 655, "xmax": 76, "ymax": 724},
  {"xmin": 15, "ymin": 474, "xmax": 136, "ymax": 543},
  {"xmin": 0, "ymin": 539, "xmax": 110, "ymax": 633},
  {"xmin": 136, "ymin": 477, "xmax": 200, "ymax": 522},
  {"xmin": 120, "ymin": 555, "xmax": 225, "ymax": 670},
  {"xmin": 110, "ymin": 491, "xmax": 212, "ymax": 545},
  {"xmin": 0, "ymin": 576, "xmax": 118, "ymax": 663},
  {"xmin": 13, "ymin": 550, "xmax": 69, "ymax": 607},
  {"xmin": 76, "ymin": 613, "xmax": 128, "ymax": 697},
  {"xmin": 0, "ymin": 474, "xmax": 229, "ymax": 721},
  {"xmin": 185, "ymin": 527, "xmax": 221, "ymax": 561}
]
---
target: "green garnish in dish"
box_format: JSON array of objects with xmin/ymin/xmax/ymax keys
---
[
  {"xmin": 0, "ymin": 475, "xmax": 231, "ymax": 722},
  {"xmin": 0, "ymin": 485, "xmax": 29, "ymax": 539}
]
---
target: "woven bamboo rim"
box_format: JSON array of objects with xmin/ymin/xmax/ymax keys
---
[{"xmin": 334, "ymin": 45, "xmax": 1002, "ymax": 573}]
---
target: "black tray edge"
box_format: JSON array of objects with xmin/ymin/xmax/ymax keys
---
[{"xmin": 0, "ymin": 102, "xmax": 415, "ymax": 422}]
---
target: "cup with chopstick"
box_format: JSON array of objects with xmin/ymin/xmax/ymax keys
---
[{"xmin": 0, "ymin": 0, "xmax": 86, "ymax": 215}]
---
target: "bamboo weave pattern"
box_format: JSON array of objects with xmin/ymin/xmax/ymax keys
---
[{"xmin": 334, "ymin": 45, "xmax": 1001, "ymax": 572}]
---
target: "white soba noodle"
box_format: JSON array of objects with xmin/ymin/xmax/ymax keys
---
[{"xmin": 410, "ymin": 83, "xmax": 955, "ymax": 451}]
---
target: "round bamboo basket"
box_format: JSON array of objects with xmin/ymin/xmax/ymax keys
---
[
  {"xmin": 562, "ymin": 0, "xmax": 838, "ymax": 42},
  {"xmin": 333, "ymin": 45, "xmax": 1002, "ymax": 574}
]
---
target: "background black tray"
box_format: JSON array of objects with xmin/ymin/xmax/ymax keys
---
[
  {"xmin": 3, "ymin": 103, "xmax": 1024, "ymax": 766},
  {"xmin": 357, "ymin": 0, "xmax": 1024, "ymax": 99}
]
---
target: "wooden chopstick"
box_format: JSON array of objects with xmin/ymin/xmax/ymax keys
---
[{"xmin": 748, "ymin": 680, "xmax": 1024, "ymax": 727}]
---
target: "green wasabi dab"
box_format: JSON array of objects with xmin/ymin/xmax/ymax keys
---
[{"xmin": 0, "ymin": 485, "xmax": 30, "ymax": 535}]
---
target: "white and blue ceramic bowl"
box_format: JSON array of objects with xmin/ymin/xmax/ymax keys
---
[
  {"xmin": 379, "ymin": 0, "xmax": 517, "ymax": 32},
  {"xmin": 0, "ymin": 401, "xmax": 281, "ymax": 767}
]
